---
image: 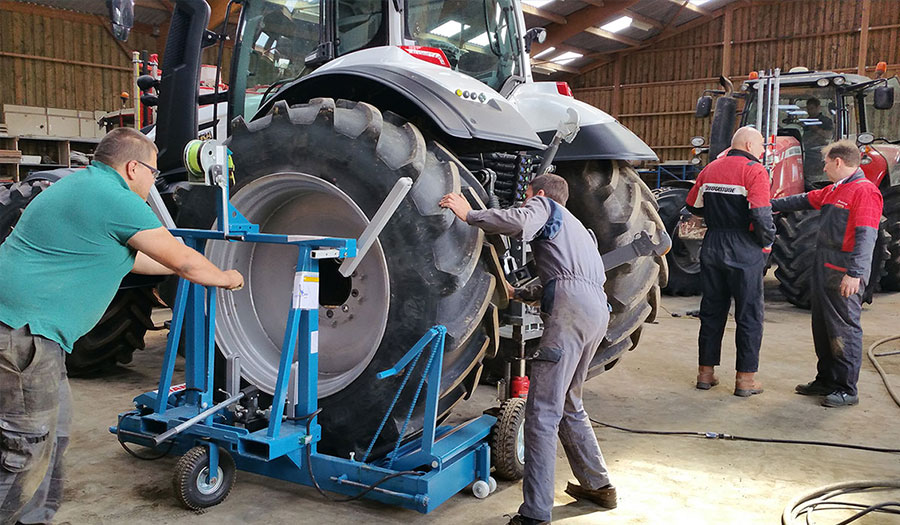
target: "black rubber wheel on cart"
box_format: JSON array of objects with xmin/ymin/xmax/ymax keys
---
[
  {"xmin": 173, "ymin": 446, "xmax": 236, "ymax": 510},
  {"xmin": 490, "ymin": 397, "xmax": 526, "ymax": 481}
]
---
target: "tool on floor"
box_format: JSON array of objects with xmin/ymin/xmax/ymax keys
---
[{"xmin": 110, "ymin": 139, "xmax": 499, "ymax": 512}]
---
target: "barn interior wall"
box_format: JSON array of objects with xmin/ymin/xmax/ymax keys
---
[{"xmin": 571, "ymin": 0, "xmax": 900, "ymax": 162}]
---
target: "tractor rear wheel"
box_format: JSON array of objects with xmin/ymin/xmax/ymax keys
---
[
  {"xmin": 557, "ymin": 160, "xmax": 667, "ymax": 376},
  {"xmin": 0, "ymin": 180, "xmax": 155, "ymax": 375},
  {"xmin": 652, "ymin": 186, "xmax": 701, "ymax": 296},
  {"xmin": 207, "ymin": 99, "xmax": 497, "ymax": 458},
  {"xmin": 880, "ymin": 185, "xmax": 900, "ymax": 291},
  {"xmin": 772, "ymin": 210, "xmax": 886, "ymax": 308}
]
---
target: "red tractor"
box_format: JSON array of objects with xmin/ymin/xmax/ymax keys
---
[{"xmin": 656, "ymin": 66, "xmax": 900, "ymax": 307}]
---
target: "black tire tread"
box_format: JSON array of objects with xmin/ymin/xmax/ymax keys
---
[
  {"xmin": 225, "ymin": 98, "xmax": 494, "ymax": 457},
  {"xmin": 490, "ymin": 397, "xmax": 526, "ymax": 481},
  {"xmin": 652, "ymin": 186, "xmax": 701, "ymax": 296},
  {"xmin": 173, "ymin": 446, "xmax": 236, "ymax": 511},
  {"xmin": 557, "ymin": 160, "xmax": 665, "ymax": 376}
]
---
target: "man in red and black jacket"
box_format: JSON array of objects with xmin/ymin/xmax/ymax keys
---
[
  {"xmin": 772, "ymin": 140, "xmax": 883, "ymax": 407},
  {"xmin": 685, "ymin": 127, "xmax": 775, "ymax": 397}
]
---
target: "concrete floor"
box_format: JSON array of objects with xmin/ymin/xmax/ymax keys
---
[{"xmin": 54, "ymin": 276, "xmax": 900, "ymax": 524}]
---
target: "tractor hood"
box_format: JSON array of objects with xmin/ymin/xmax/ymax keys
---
[
  {"xmin": 256, "ymin": 47, "xmax": 544, "ymax": 151},
  {"xmin": 507, "ymin": 82, "xmax": 658, "ymax": 162}
]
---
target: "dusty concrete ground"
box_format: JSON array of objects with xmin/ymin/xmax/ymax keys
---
[{"xmin": 54, "ymin": 276, "xmax": 900, "ymax": 524}]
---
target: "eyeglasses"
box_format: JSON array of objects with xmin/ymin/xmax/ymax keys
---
[{"xmin": 136, "ymin": 160, "xmax": 161, "ymax": 177}]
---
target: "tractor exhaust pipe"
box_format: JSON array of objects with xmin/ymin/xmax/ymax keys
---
[{"xmin": 155, "ymin": 0, "xmax": 210, "ymax": 178}]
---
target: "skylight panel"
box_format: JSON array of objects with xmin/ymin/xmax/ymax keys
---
[
  {"xmin": 551, "ymin": 51, "xmax": 583, "ymax": 65},
  {"xmin": 601, "ymin": 16, "xmax": 632, "ymax": 34}
]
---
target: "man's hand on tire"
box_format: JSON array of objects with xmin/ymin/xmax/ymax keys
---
[{"xmin": 439, "ymin": 193, "xmax": 472, "ymax": 222}]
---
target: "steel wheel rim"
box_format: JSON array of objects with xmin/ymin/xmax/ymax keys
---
[
  {"xmin": 206, "ymin": 173, "xmax": 390, "ymax": 397},
  {"xmin": 517, "ymin": 418, "xmax": 525, "ymax": 465},
  {"xmin": 196, "ymin": 466, "xmax": 224, "ymax": 495}
]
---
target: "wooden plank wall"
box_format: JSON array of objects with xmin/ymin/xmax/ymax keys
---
[
  {"xmin": 0, "ymin": 1, "xmax": 163, "ymax": 115},
  {"xmin": 572, "ymin": 0, "xmax": 900, "ymax": 163},
  {"xmin": 0, "ymin": 2, "xmax": 233, "ymax": 119}
]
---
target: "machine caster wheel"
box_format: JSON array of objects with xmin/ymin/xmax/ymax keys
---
[
  {"xmin": 489, "ymin": 476, "xmax": 498, "ymax": 493},
  {"xmin": 173, "ymin": 445, "xmax": 236, "ymax": 510},
  {"xmin": 490, "ymin": 397, "xmax": 526, "ymax": 481},
  {"xmin": 472, "ymin": 479, "xmax": 492, "ymax": 499}
]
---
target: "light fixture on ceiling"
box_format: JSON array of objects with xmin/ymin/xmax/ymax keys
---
[{"xmin": 600, "ymin": 16, "xmax": 633, "ymax": 34}]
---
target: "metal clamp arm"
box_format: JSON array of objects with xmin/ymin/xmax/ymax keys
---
[{"xmin": 376, "ymin": 326, "xmax": 446, "ymax": 380}]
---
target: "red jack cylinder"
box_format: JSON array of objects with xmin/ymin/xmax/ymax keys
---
[{"xmin": 511, "ymin": 375, "xmax": 530, "ymax": 398}]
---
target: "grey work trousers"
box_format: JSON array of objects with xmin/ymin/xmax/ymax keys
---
[
  {"xmin": 811, "ymin": 255, "xmax": 865, "ymax": 396},
  {"xmin": 0, "ymin": 324, "xmax": 70, "ymax": 525},
  {"xmin": 518, "ymin": 280, "xmax": 611, "ymax": 522}
]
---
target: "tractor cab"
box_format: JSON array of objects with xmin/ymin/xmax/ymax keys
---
[
  {"xmin": 739, "ymin": 68, "xmax": 899, "ymax": 190},
  {"xmin": 230, "ymin": 0, "xmax": 528, "ymax": 122}
]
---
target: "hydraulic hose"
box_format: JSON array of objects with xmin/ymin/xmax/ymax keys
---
[
  {"xmin": 781, "ymin": 480, "xmax": 900, "ymax": 525},
  {"xmin": 867, "ymin": 334, "xmax": 900, "ymax": 407}
]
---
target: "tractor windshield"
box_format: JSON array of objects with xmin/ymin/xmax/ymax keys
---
[
  {"xmin": 744, "ymin": 86, "xmax": 838, "ymax": 186},
  {"xmin": 405, "ymin": 0, "xmax": 523, "ymax": 92}
]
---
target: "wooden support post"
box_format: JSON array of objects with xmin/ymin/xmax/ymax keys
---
[
  {"xmin": 612, "ymin": 54, "xmax": 622, "ymax": 118},
  {"xmin": 722, "ymin": 4, "xmax": 733, "ymax": 78},
  {"xmin": 858, "ymin": 0, "xmax": 871, "ymax": 75}
]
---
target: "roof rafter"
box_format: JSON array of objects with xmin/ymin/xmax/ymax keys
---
[
  {"xmin": 531, "ymin": 0, "xmax": 640, "ymax": 56},
  {"xmin": 521, "ymin": 4, "xmax": 567, "ymax": 25},
  {"xmin": 585, "ymin": 26, "xmax": 641, "ymax": 47},
  {"xmin": 666, "ymin": 0, "xmax": 711, "ymax": 16},
  {"xmin": 577, "ymin": 3, "xmax": 727, "ymax": 74},
  {"xmin": 624, "ymin": 9, "xmax": 664, "ymax": 29}
]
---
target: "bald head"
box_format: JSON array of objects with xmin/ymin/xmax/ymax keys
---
[{"xmin": 732, "ymin": 126, "xmax": 764, "ymax": 159}]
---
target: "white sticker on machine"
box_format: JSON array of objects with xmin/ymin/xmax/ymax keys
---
[
  {"xmin": 293, "ymin": 271, "xmax": 320, "ymax": 310},
  {"xmin": 310, "ymin": 330, "xmax": 318, "ymax": 354}
]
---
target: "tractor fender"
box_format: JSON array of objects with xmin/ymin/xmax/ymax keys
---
[
  {"xmin": 507, "ymin": 82, "xmax": 657, "ymax": 162},
  {"xmin": 255, "ymin": 47, "xmax": 544, "ymax": 152}
]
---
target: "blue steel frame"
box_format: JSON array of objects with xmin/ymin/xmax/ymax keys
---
[{"xmin": 111, "ymin": 158, "xmax": 496, "ymax": 513}]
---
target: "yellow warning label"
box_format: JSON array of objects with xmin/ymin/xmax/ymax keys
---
[{"xmin": 303, "ymin": 276, "xmax": 320, "ymax": 283}]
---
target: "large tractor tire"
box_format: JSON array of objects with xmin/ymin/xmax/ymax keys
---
[
  {"xmin": 0, "ymin": 180, "xmax": 156, "ymax": 375},
  {"xmin": 772, "ymin": 210, "xmax": 887, "ymax": 309},
  {"xmin": 558, "ymin": 160, "xmax": 667, "ymax": 376},
  {"xmin": 206, "ymin": 99, "xmax": 497, "ymax": 458},
  {"xmin": 880, "ymin": 184, "xmax": 900, "ymax": 291},
  {"xmin": 652, "ymin": 186, "xmax": 701, "ymax": 296}
]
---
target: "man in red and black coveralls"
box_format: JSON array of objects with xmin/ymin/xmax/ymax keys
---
[
  {"xmin": 685, "ymin": 127, "xmax": 775, "ymax": 397},
  {"xmin": 772, "ymin": 140, "xmax": 883, "ymax": 407}
]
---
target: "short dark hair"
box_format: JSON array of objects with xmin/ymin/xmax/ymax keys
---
[
  {"xmin": 807, "ymin": 97, "xmax": 821, "ymax": 107},
  {"xmin": 823, "ymin": 139, "xmax": 861, "ymax": 167},
  {"xmin": 93, "ymin": 128, "xmax": 157, "ymax": 169},
  {"xmin": 529, "ymin": 173, "xmax": 569, "ymax": 205}
]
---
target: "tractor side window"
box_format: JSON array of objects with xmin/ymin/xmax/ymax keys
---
[
  {"xmin": 862, "ymin": 77, "xmax": 900, "ymax": 143},
  {"xmin": 405, "ymin": 0, "xmax": 521, "ymax": 92},
  {"xmin": 237, "ymin": 0, "xmax": 323, "ymax": 119},
  {"xmin": 336, "ymin": 0, "xmax": 385, "ymax": 55}
]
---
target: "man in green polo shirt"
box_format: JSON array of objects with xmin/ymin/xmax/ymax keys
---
[{"xmin": 0, "ymin": 128, "xmax": 243, "ymax": 523}]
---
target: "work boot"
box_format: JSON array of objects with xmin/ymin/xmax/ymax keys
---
[
  {"xmin": 734, "ymin": 372, "xmax": 763, "ymax": 397},
  {"xmin": 822, "ymin": 391, "xmax": 859, "ymax": 407},
  {"xmin": 795, "ymin": 380, "xmax": 832, "ymax": 396},
  {"xmin": 506, "ymin": 515, "xmax": 548, "ymax": 525},
  {"xmin": 696, "ymin": 365, "xmax": 719, "ymax": 390},
  {"xmin": 565, "ymin": 481, "xmax": 618, "ymax": 509}
]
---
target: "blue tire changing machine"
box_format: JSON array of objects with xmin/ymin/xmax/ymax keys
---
[{"xmin": 111, "ymin": 140, "xmax": 498, "ymax": 512}]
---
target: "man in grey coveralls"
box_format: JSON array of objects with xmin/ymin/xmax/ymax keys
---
[{"xmin": 441, "ymin": 174, "xmax": 615, "ymax": 525}]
